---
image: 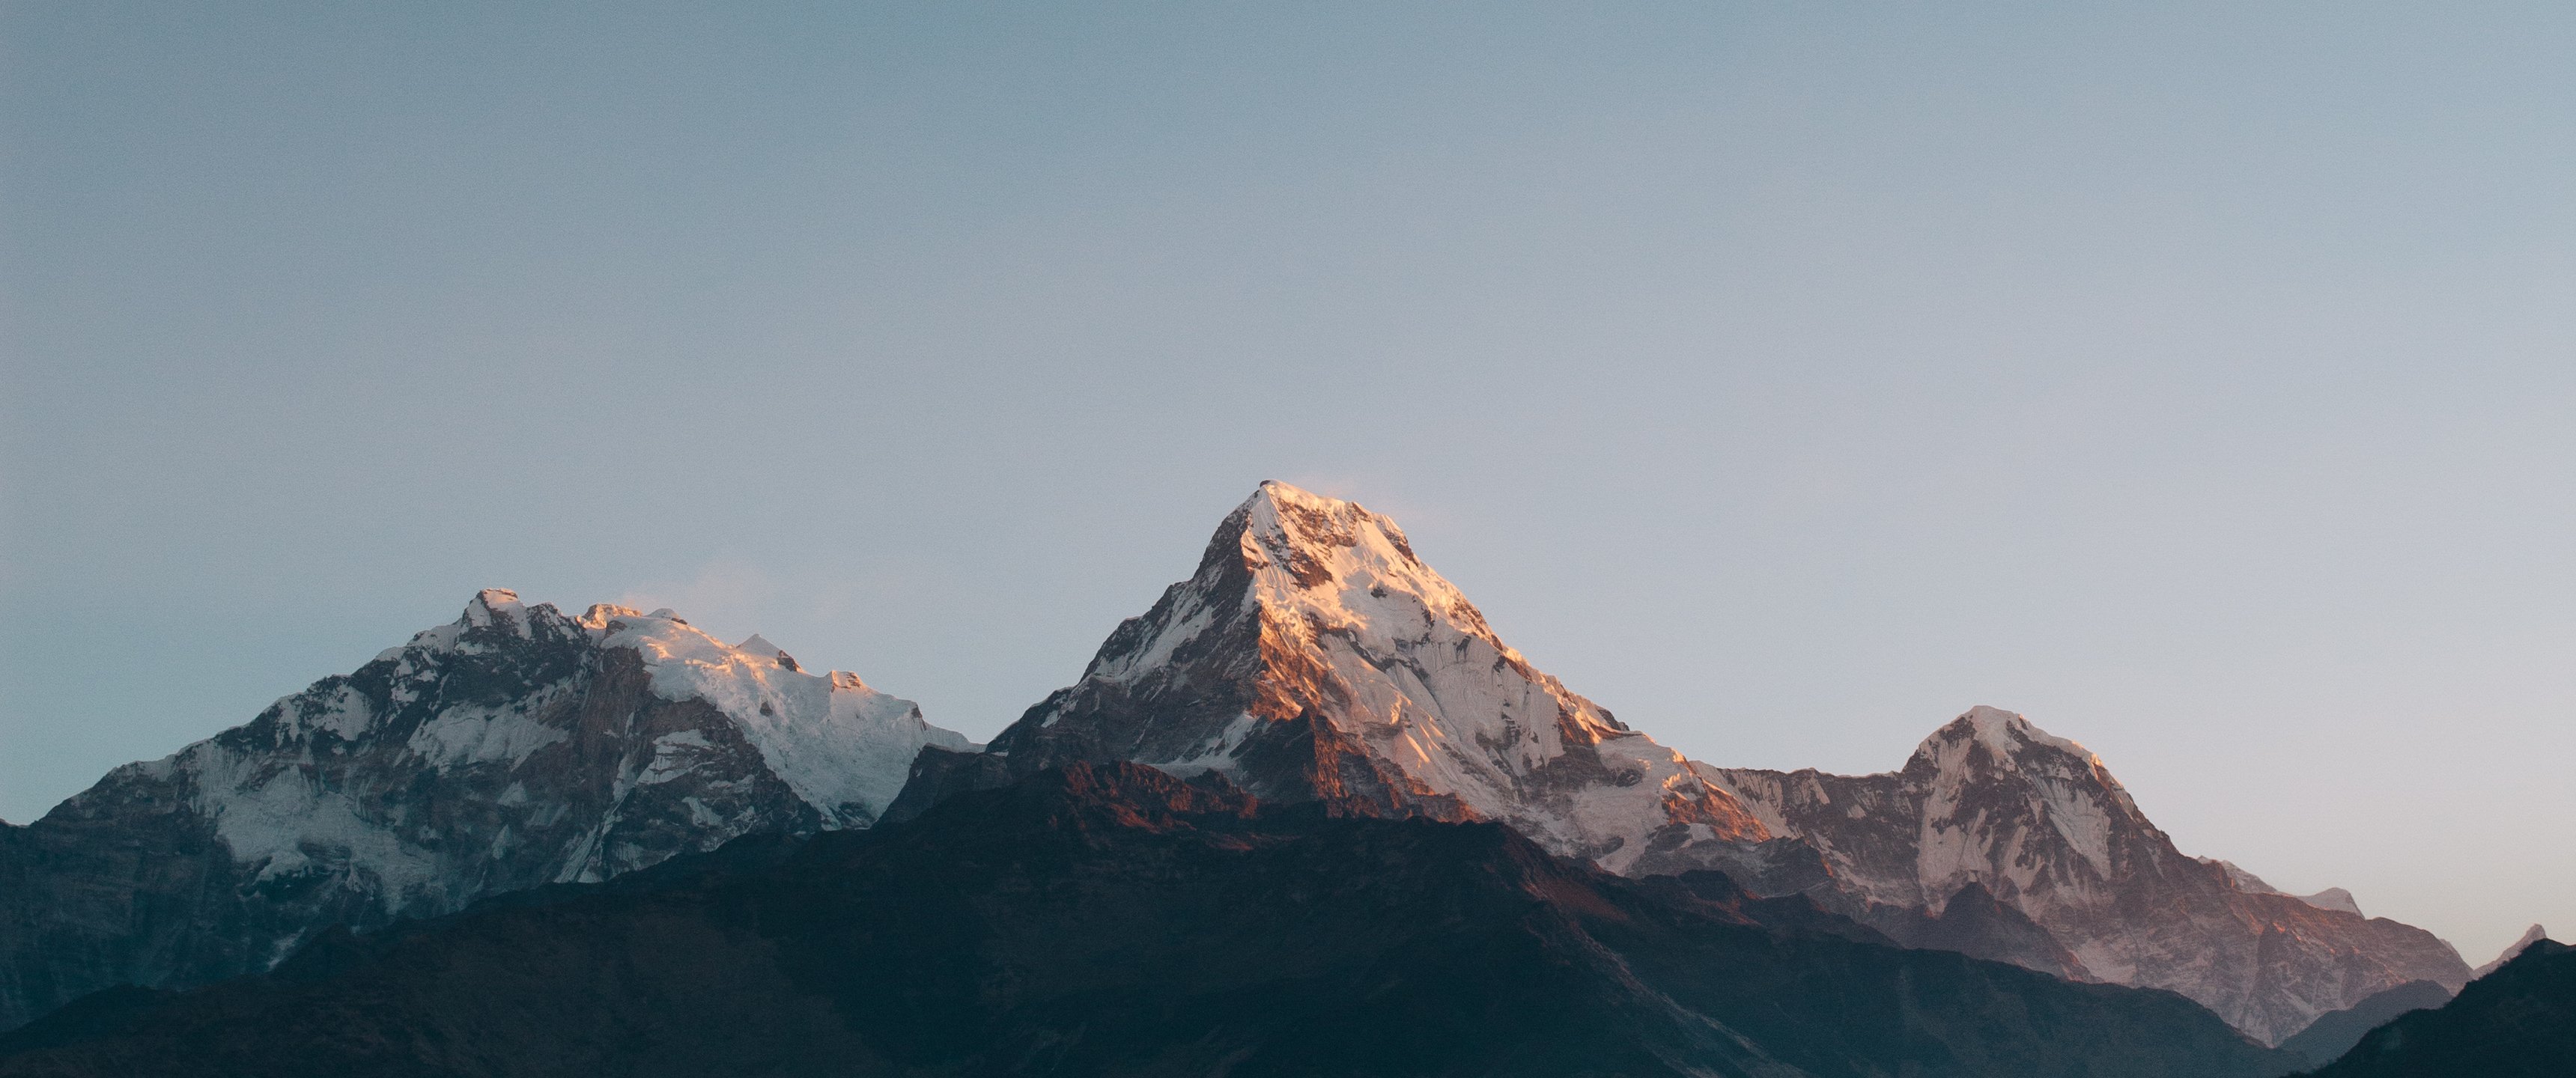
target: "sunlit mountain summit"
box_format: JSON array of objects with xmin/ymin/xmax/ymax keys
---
[
  {"xmin": 0, "ymin": 483, "xmax": 2490, "ymax": 1053},
  {"xmin": 931, "ymin": 481, "xmax": 2469, "ymax": 1044}
]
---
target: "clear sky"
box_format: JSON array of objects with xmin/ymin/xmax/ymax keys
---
[{"xmin": 3, "ymin": 3, "xmax": 2568, "ymax": 960}]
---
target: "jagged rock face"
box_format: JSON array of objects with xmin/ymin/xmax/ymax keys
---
[
  {"xmin": 0, "ymin": 590, "xmax": 969, "ymax": 1032},
  {"xmin": 988, "ymin": 481, "xmax": 1767, "ymax": 870},
  {"xmin": 1698, "ymin": 707, "xmax": 2473, "ymax": 1044}
]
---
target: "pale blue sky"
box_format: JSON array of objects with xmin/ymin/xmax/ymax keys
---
[{"xmin": 4, "ymin": 3, "xmax": 2569, "ymax": 959}]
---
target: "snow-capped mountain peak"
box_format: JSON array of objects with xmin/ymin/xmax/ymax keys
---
[
  {"xmin": 1234, "ymin": 480, "xmax": 1447, "ymax": 603},
  {"xmin": 461, "ymin": 587, "xmax": 529, "ymax": 632},
  {"xmin": 1082, "ymin": 481, "xmax": 1504, "ymax": 687},
  {"xmin": 990, "ymin": 482, "xmax": 1766, "ymax": 871},
  {"xmin": 914, "ymin": 487, "xmax": 2479, "ymax": 1048},
  {"xmin": 1707, "ymin": 705, "xmax": 2472, "ymax": 1044},
  {"xmin": 0, "ymin": 590, "xmax": 970, "ymax": 1032},
  {"xmin": 570, "ymin": 603, "xmax": 967, "ymax": 822},
  {"xmin": 731, "ymin": 633, "xmax": 797, "ymax": 670},
  {"xmin": 1907, "ymin": 707, "xmax": 2141, "ymax": 880},
  {"xmin": 1948, "ymin": 704, "xmax": 2098, "ymax": 764}
]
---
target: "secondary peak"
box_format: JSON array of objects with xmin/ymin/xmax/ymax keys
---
[{"xmin": 463, "ymin": 588, "xmax": 528, "ymax": 631}]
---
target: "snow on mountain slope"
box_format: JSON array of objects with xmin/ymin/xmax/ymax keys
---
[
  {"xmin": 982, "ymin": 481, "xmax": 1767, "ymax": 869},
  {"xmin": 0, "ymin": 590, "xmax": 968, "ymax": 1032},
  {"xmin": 588, "ymin": 603, "xmax": 962, "ymax": 829},
  {"xmin": 1698, "ymin": 707, "xmax": 2473, "ymax": 1044}
]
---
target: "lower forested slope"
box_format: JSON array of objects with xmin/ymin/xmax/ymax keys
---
[
  {"xmin": 0, "ymin": 764, "xmax": 2294, "ymax": 1078},
  {"xmin": 2300, "ymin": 940, "xmax": 2573, "ymax": 1077}
]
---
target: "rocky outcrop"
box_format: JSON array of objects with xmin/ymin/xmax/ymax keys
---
[{"xmin": 0, "ymin": 591, "xmax": 968, "ymax": 1032}]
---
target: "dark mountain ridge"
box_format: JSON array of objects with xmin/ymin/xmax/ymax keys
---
[
  {"xmin": 0, "ymin": 764, "xmax": 2297, "ymax": 1078},
  {"xmin": 2298, "ymin": 938, "xmax": 2574, "ymax": 1077},
  {"xmin": 2274, "ymin": 981, "xmax": 2452, "ymax": 1070}
]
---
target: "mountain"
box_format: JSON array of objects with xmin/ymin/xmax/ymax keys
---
[
  {"xmin": 0, "ymin": 591, "xmax": 969, "ymax": 1032},
  {"xmin": 0, "ymin": 763, "xmax": 2299, "ymax": 1078},
  {"xmin": 2203, "ymin": 862, "xmax": 2366, "ymax": 918},
  {"xmin": 971, "ymin": 482, "xmax": 2470, "ymax": 1046},
  {"xmin": 1698, "ymin": 708, "xmax": 2472, "ymax": 1044},
  {"xmin": 2275, "ymin": 981, "xmax": 2452, "ymax": 1070},
  {"xmin": 982, "ymin": 481, "xmax": 1770, "ymax": 869},
  {"xmin": 2300, "ymin": 937, "xmax": 2574, "ymax": 1077},
  {"xmin": 2473, "ymin": 923, "xmax": 2550, "ymax": 978}
]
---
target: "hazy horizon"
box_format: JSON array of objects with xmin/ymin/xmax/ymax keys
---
[{"xmin": 4, "ymin": 3, "xmax": 2569, "ymax": 962}]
